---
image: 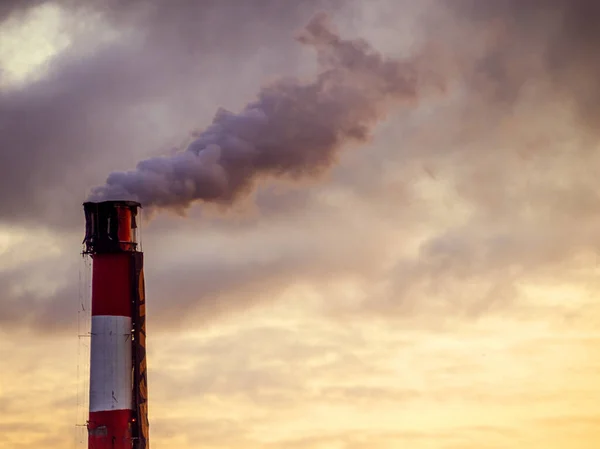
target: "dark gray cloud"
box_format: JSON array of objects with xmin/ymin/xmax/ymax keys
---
[
  {"xmin": 0, "ymin": 0, "xmax": 44, "ymax": 22},
  {"xmin": 445, "ymin": 0, "xmax": 600, "ymax": 123},
  {"xmin": 3, "ymin": 0, "xmax": 599, "ymax": 224},
  {"xmin": 8, "ymin": 0, "xmax": 598, "ymax": 228},
  {"xmin": 0, "ymin": 0, "xmax": 347, "ymax": 228}
]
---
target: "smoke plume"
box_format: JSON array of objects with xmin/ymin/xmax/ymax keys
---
[{"xmin": 88, "ymin": 13, "xmax": 424, "ymax": 210}]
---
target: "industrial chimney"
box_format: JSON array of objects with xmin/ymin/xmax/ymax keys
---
[{"xmin": 83, "ymin": 201, "xmax": 149, "ymax": 449}]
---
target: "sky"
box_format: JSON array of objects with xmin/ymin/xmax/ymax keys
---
[{"xmin": 1, "ymin": 1, "xmax": 600, "ymax": 448}]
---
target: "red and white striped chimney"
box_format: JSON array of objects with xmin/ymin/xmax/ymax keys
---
[{"xmin": 83, "ymin": 201, "xmax": 149, "ymax": 449}]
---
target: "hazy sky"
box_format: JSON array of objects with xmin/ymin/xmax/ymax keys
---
[{"xmin": 1, "ymin": 1, "xmax": 600, "ymax": 448}]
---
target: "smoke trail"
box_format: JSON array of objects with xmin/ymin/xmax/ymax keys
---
[{"xmin": 88, "ymin": 13, "xmax": 425, "ymax": 210}]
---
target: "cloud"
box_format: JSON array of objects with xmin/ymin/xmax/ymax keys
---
[
  {"xmin": 3, "ymin": 4, "xmax": 600, "ymax": 449},
  {"xmin": 2, "ymin": 0, "xmax": 600, "ymax": 345},
  {"xmin": 0, "ymin": 0, "xmax": 348, "ymax": 228},
  {"xmin": 0, "ymin": 0, "xmax": 355, "ymax": 333},
  {"xmin": 447, "ymin": 1, "xmax": 600, "ymax": 128},
  {"xmin": 0, "ymin": 265, "xmax": 78, "ymax": 333},
  {"xmin": 141, "ymin": 318, "xmax": 600, "ymax": 447},
  {"xmin": 0, "ymin": 0, "xmax": 44, "ymax": 22},
  {"xmin": 2, "ymin": 303, "xmax": 600, "ymax": 448}
]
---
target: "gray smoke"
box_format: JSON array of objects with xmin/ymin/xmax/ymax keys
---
[{"xmin": 88, "ymin": 13, "xmax": 423, "ymax": 211}]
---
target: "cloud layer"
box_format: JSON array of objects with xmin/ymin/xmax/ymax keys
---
[
  {"xmin": 2, "ymin": 0, "xmax": 600, "ymax": 334},
  {"xmin": 0, "ymin": 0, "xmax": 346, "ymax": 226},
  {"xmin": 2, "ymin": 2, "xmax": 600, "ymax": 447}
]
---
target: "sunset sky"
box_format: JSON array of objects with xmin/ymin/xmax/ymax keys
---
[{"xmin": 1, "ymin": 1, "xmax": 600, "ymax": 448}]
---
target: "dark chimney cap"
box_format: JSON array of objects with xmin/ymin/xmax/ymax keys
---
[
  {"xmin": 83, "ymin": 200, "xmax": 142, "ymax": 209},
  {"xmin": 83, "ymin": 201, "xmax": 141, "ymax": 254}
]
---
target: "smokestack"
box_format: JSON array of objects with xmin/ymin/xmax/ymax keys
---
[{"xmin": 83, "ymin": 201, "xmax": 149, "ymax": 449}]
